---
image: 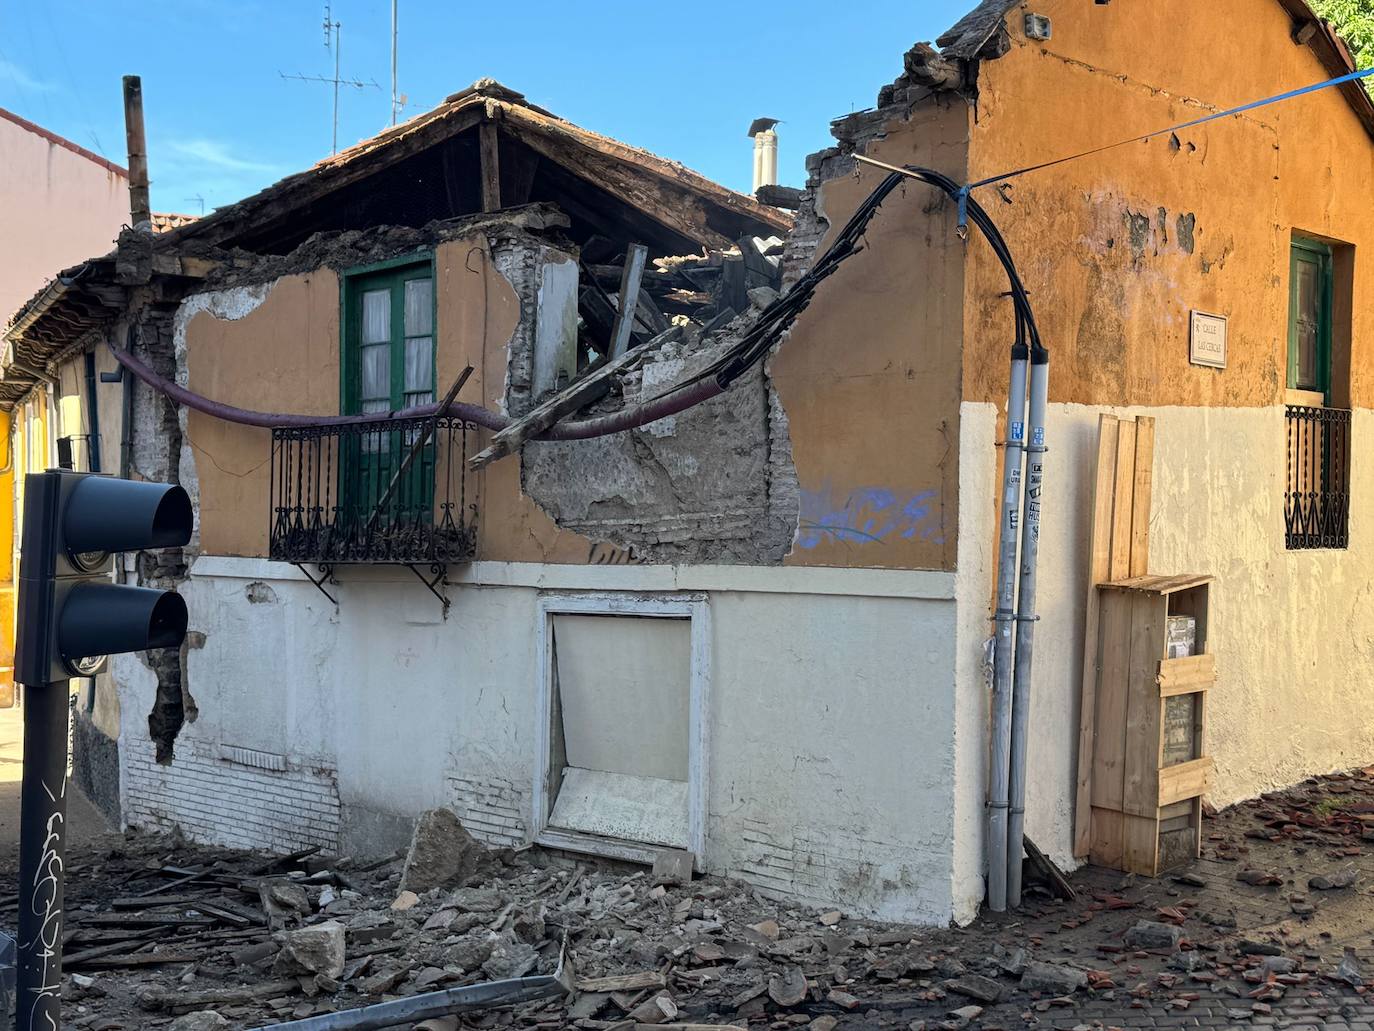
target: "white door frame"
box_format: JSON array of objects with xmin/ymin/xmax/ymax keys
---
[{"xmin": 532, "ymin": 591, "xmax": 710, "ymax": 867}]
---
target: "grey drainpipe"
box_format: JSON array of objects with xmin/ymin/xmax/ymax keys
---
[{"xmin": 83, "ymin": 350, "xmax": 101, "ymax": 473}]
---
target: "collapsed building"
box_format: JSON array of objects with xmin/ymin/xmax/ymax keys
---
[{"xmin": 5, "ymin": 0, "xmax": 1374, "ymax": 927}]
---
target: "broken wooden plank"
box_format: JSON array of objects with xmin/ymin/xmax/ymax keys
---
[
  {"xmin": 62, "ymin": 929, "xmax": 162, "ymax": 966},
  {"xmin": 189, "ymin": 900, "xmax": 253, "ymax": 927},
  {"xmin": 479, "ymin": 120, "xmax": 502, "ymax": 213},
  {"xmin": 755, "ymin": 184, "xmax": 804, "ymax": 209},
  {"xmin": 575, "ymin": 971, "xmax": 667, "ymax": 993},
  {"xmin": 110, "ymin": 894, "xmax": 208, "ymax": 909},
  {"xmin": 137, "ymin": 979, "xmax": 301, "ymax": 1013},
  {"xmin": 250, "ymin": 845, "xmax": 323, "ymax": 876},
  {"xmin": 80, "ymin": 913, "xmax": 217, "ymax": 929},
  {"xmin": 633, "ymin": 286, "xmax": 670, "ymax": 336},
  {"xmin": 1022, "ymin": 836, "xmax": 1076, "ymax": 901},
  {"xmin": 610, "ymin": 243, "xmax": 649, "ymax": 358},
  {"xmin": 469, "ymin": 325, "xmax": 680, "ymax": 470},
  {"xmin": 75, "ymin": 951, "xmax": 201, "ymax": 970}
]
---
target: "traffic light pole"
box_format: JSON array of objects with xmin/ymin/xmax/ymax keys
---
[{"xmin": 17, "ymin": 679, "xmax": 70, "ymax": 1030}]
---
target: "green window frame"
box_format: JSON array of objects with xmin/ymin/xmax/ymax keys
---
[
  {"xmin": 339, "ymin": 253, "xmax": 438, "ymax": 525},
  {"xmin": 1287, "ymin": 239, "xmax": 1333, "ymax": 402},
  {"xmin": 341, "ymin": 253, "xmax": 437, "ymax": 416}
]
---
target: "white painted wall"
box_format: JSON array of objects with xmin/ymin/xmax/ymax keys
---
[
  {"xmin": 117, "ymin": 559, "xmax": 965, "ymax": 924},
  {"xmin": 955, "ymin": 400, "xmax": 1374, "ymax": 918}
]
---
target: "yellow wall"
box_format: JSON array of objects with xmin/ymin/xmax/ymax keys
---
[
  {"xmin": 962, "ymin": 0, "xmax": 1374, "ymax": 410},
  {"xmin": 773, "ymin": 101, "xmax": 970, "ymax": 571},
  {"xmin": 185, "ymin": 238, "xmax": 595, "ymax": 561}
]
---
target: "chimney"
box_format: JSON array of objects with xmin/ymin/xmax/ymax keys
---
[
  {"xmin": 747, "ymin": 118, "xmax": 780, "ymax": 194},
  {"xmin": 122, "ymin": 75, "xmax": 152, "ymax": 231}
]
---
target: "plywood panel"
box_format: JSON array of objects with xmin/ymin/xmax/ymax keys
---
[
  {"xmin": 552, "ymin": 613, "xmax": 690, "ymax": 781},
  {"xmin": 1158, "ymin": 655, "xmax": 1216, "ymax": 696},
  {"xmin": 1073, "ymin": 415, "xmax": 1121, "ymax": 855},
  {"xmin": 1122, "ymin": 593, "xmax": 1164, "ymax": 818},
  {"xmin": 1089, "ymin": 807, "xmax": 1124, "ymax": 870},
  {"xmin": 1129, "ymin": 418, "xmax": 1155, "ymax": 576},
  {"xmin": 1074, "ymin": 415, "xmax": 1157, "ymax": 856},
  {"xmin": 1159, "ymin": 757, "xmax": 1213, "ymax": 807},
  {"xmin": 1091, "ymin": 590, "xmax": 1131, "ymax": 811}
]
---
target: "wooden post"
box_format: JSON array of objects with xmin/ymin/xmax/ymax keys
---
[
  {"xmin": 122, "ymin": 75, "xmax": 151, "ymax": 229},
  {"xmin": 479, "ymin": 121, "xmax": 501, "ymax": 213}
]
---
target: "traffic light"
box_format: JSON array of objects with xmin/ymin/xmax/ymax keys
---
[{"xmin": 15, "ymin": 470, "xmax": 193, "ymax": 685}]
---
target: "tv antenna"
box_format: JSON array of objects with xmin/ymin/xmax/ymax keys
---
[
  {"xmin": 280, "ymin": 3, "xmax": 380, "ymax": 154},
  {"xmin": 184, "ymin": 195, "xmax": 205, "ymax": 215}
]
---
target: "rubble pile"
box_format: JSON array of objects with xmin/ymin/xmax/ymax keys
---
[{"xmin": 32, "ymin": 768, "xmax": 1374, "ymax": 1030}]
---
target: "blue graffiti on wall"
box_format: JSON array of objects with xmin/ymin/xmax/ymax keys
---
[{"xmin": 795, "ymin": 483, "xmax": 943, "ymax": 549}]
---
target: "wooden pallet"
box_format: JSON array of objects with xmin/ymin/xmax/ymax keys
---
[{"xmin": 1072, "ymin": 415, "xmax": 1155, "ymax": 858}]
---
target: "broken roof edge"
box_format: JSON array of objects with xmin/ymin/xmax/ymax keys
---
[
  {"xmin": 935, "ymin": 0, "xmax": 1374, "ymax": 140},
  {"xmin": 936, "ymin": 0, "xmax": 1020, "ymax": 60},
  {"xmin": 154, "ymin": 78, "xmax": 791, "ymax": 253}
]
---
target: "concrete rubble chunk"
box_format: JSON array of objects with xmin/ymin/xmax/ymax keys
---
[
  {"xmin": 628, "ymin": 990, "xmax": 678, "ymax": 1023},
  {"xmin": 651, "ymin": 849, "xmax": 695, "ymax": 887},
  {"xmin": 749, "ymin": 918, "xmax": 781, "ymax": 941},
  {"xmin": 400, "ymin": 808, "xmax": 487, "ymax": 893},
  {"xmin": 445, "ymin": 934, "xmax": 495, "ymax": 972},
  {"xmin": 481, "ymin": 939, "xmax": 538, "ymax": 980},
  {"xmin": 1335, "ymin": 946, "xmax": 1363, "ymax": 986},
  {"xmin": 945, "ymin": 972, "xmax": 1004, "ymax": 1003},
  {"xmin": 1168, "ymin": 949, "xmax": 1207, "ymax": 972},
  {"xmin": 390, "ymin": 890, "xmax": 420, "ymax": 911},
  {"xmin": 258, "ymin": 878, "xmax": 311, "ymax": 929},
  {"xmin": 1309, "ymin": 867, "xmax": 1357, "ymax": 890},
  {"xmin": 992, "ymin": 942, "xmax": 1028, "ymax": 976},
  {"xmin": 449, "ymin": 886, "xmax": 504, "ymax": 913},
  {"xmin": 944, "ymin": 1004, "xmax": 984, "ymax": 1029},
  {"xmin": 767, "ymin": 965, "xmax": 809, "ymax": 1007},
  {"xmin": 1020, "ymin": 961, "xmax": 1089, "ymax": 995},
  {"xmin": 1122, "ymin": 919, "xmax": 1183, "ymax": 952},
  {"xmin": 168, "ymin": 1014, "xmax": 231, "ymax": 1031},
  {"xmin": 272, "ymin": 920, "xmax": 347, "ymax": 980},
  {"xmin": 1260, "ymin": 955, "xmax": 1297, "ymax": 975}
]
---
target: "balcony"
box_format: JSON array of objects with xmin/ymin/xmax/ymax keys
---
[
  {"xmin": 1284, "ymin": 404, "xmax": 1350, "ymax": 550},
  {"xmin": 270, "ymin": 415, "xmax": 477, "ymax": 567}
]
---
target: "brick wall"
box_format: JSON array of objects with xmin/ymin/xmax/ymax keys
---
[
  {"xmin": 446, "ymin": 773, "xmax": 526, "ymax": 847},
  {"xmin": 123, "ymin": 737, "xmax": 341, "ymax": 853}
]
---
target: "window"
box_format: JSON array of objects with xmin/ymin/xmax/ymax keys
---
[
  {"xmin": 343, "ymin": 258, "xmax": 436, "ymax": 417},
  {"xmin": 341, "ymin": 256, "xmax": 436, "ymax": 523},
  {"xmin": 1284, "ymin": 238, "xmax": 1349, "ymax": 550},
  {"xmin": 1288, "ymin": 239, "xmax": 1333, "ymax": 400},
  {"xmin": 533, "ymin": 593, "xmax": 710, "ymax": 866}
]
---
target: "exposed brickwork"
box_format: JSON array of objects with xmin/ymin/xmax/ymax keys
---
[
  {"xmin": 446, "ymin": 773, "xmax": 526, "ymax": 847},
  {"xmin": 123, "ymin": 736, "xmax": 340, "ymax": 853}
]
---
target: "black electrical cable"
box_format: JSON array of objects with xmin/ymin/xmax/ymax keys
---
[{"xmin": 691, "ymin": 165, "xmax": 1044, "ymax": 395}]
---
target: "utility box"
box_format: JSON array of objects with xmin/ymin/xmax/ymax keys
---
[{"xmin": 1088, "ymin": 574, "xmax": 1215, "ymax": 876}]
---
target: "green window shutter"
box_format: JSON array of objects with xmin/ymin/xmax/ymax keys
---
[
  {"xmin": 339, "ymin": 254, "xmax": 438, "ymax": 524},
  {"xmin": 1287, "ymin": 239, "xmax": 1333, "ymax": 401}
]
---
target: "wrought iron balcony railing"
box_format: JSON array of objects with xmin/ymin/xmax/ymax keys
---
[
  {"xmin": 1285, "ymin": 404, "xmax": 1350, "ymax": 551},
  {"xmin": 270, "ymin": 415, "xmax": 477, "ymax": 566}
]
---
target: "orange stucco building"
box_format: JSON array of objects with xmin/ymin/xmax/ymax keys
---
[{"xmin": 4, "ymin": 1, "xmax": 1372, "ymax": 925}]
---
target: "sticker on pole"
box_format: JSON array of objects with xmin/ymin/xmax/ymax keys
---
[
  {"xmin": 1032, "ymin": 427, "xmax": 1045, "ymax": 447},
  {"xmin": 1011, "ymin": 421, "xmax": 1025, "ymax": 442}
]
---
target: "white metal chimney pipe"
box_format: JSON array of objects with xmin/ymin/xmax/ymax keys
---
[{"xmin": 753, "ymin": 130, "xmax": 778, "ymax": 193}]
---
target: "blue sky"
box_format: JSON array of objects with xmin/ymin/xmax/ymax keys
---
[{"xmin": 0, "ymin": 1, "xmax": 970, "ymax": 216}]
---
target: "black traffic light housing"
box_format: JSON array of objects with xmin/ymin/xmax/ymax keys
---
[{"xmin": 15, "ymin": 470, "xmax": 193, "ymax": 684}]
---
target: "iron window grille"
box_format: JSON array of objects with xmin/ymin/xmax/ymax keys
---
[
  {"xmin": 1284, "ymin": 404, "xmax": 1350, "ymax": 550},
  {"xmin": 270, "ymin": 414, "xmax": 476, "ymax": 565}
]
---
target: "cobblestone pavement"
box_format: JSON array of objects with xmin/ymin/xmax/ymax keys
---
[
  {"xmin": 902, "ymin": 766, "xmax": 1374, "ymax": 1030},
  {"xmin": 11, "ymin": 760, "xmax": 1374, "ymax": 1030}
]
